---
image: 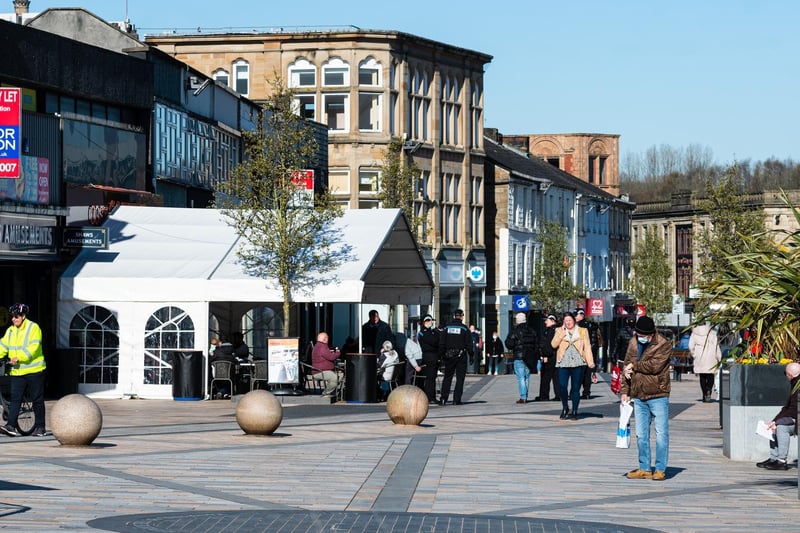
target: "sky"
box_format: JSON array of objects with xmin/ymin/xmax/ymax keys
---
[{"xmin": 29, "ymin": 0, "xmax": 800, "ymax": 166}]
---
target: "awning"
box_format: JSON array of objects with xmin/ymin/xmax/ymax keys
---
[{"xmin": 58, "ymin": 205, "xmax": 433, "ymax": 305}]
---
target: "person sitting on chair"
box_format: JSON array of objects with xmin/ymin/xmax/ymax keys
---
[
  {"xmin": 210, "ymin": 334, "xmax": 236, "ymax": 398},
  {"xmin": 311, "ymin": 332, "xmax": 340, "ymax": 397},
  {"xmin": 756, "ymin": 362, "xmax": 800, "ymax": 470},
  {"xmin": 377, "ymin": 340, "xmax": 399, "ymax": 400}
]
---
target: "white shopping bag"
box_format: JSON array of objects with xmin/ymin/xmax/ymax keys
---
[{"xmin": 616, "ymin": 400, "xmax": 633, "ymax": 449}]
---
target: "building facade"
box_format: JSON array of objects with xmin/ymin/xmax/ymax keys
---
[
  {"xmin": 631, "ymin": 189, "xmax": 800, "ymax": 306},
  {"xmin": 484, "ymin": 130, "xmax": 633, "ymax": 340},
  {"xmin": 146, "ymin": 29, "xmax": 493, "ymax": 332},
  {"xmin": 502, "ymin": 133, "xmax": 621, "ymax": 196}
]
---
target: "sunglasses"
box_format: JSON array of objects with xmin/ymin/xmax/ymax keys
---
[{"xmin": 10, "ymin": 314, "xmax": 22, "ymax": 318}]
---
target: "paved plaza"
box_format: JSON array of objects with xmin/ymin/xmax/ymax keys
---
[{"xmin": 0, "ymin": 371, "xmax": 798, "ymax": 532}]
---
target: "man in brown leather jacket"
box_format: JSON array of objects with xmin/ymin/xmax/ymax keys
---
[{"xmin": 619, "ymin": 316, "xmax": 672, "ymax": 481}]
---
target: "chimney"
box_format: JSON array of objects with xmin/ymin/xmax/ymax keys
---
[{"xmin": 13, "ymin": 0, "xmax": 30, "ymax": 24}]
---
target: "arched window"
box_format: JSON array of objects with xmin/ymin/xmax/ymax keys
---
[
  {"xmin": 232, "ymin": 59, "xmax": 249, "ymax": 96},
  {"xmin": 212, "ymin": 68, "xmax": 229, "ymax": 87},
  {"xmin": 289, "ymin": 58, "xmax": 316, "ymax": 87},
  {"xmin": 322, "ymin": 58, "xmax": 349, "ymax": 86},
  {"xmin": 358, "ymin": 57, "xmax": 381, "ymax": 86},
  {"xmin": 144, "ymin": 306, "xmax": 195, "ymax": 385},
  {"xmin": 69, "ymin": 306, "xmax": 120, "ymax": 385}
]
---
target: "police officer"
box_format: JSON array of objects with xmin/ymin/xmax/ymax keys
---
[
  {"xmin": 438, "ymin": 308, "xmax": 472, "ymax": 406},
  {"xmin": 416, "ymin": 315, "xmax": 441, "ymax": 403}
]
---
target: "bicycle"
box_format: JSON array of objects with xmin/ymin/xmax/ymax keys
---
[{"xmin": 0, "ymin": 361, "xmax": 35, "ymax": 436}]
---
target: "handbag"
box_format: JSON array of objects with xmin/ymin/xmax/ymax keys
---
[
  {"xmin": 610, "ymin": 364, "xmax": 622, "ymax": 394},
  {"xmin": 616, "ymin": 400, "xmax": 633, "ymax": 449}
]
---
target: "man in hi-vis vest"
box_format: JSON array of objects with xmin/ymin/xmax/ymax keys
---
[{"xmin": 0, "ymin": 303, "xmax": 47, "ymax": 437}]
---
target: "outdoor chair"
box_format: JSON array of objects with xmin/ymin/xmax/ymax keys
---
[
  {"xmin": 250, "ymin": 360, "xmax": 268, "ymax": 391},
  {"xmin": 299, "ymin": 362, "xmax": 329, "ymax": 394},
  {"xmin": 210, "ymin": 360, "xmax": 234, "ymax": 399}
]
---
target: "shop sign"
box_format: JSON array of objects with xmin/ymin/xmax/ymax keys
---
[{"xmin": 63, "ymin": 227, "xmax": 108, "ymax": 249}]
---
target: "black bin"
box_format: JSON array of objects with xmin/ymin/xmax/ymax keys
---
[
  {"xmin": 345, "ymin": 353, "xmax": 377, "ymax": 403},
  {"xmin": 171, "ymin": 350, "xmax": 204, "ymax": 401}
]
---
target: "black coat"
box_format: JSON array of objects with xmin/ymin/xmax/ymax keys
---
[
  {"xmin": 418, "ymin": 327, "xmax": 440, "ymax": 359},
  {"xmin": 486, "ymin": 337, "xmax": 505, "ymax": 357},
  {"xmin": 505, "ymin": 323, "xmax": 539, "ymax": 361}
]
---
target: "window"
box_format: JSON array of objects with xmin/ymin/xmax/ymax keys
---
[
  {"xmin": 69, "ymin": 306, "xmax": 120, "ymax": 385},
  {"xmin": 359, "ymin": 168, "xmax": 380, "ymax": 194},
  {"xmin": 328, "ymin": 169, "xmax": 350, "ymax": 195},
  {"xmin": 323, "ymin": 58, "xmax": 349, "ymax": 86},
  {"xmin": 589, "ymin": 155, "xmax": 608, "ymax": 185},
  {"xmin": 358, "ymin": 58, "xmax": 381, "ymax": 86},
  {"xmin": 294, "ymin": 95, "xmax": 315, "ymax": 120},
  {"xmin": 441, "ymin": 172, "xmax": 461, "ymax": 244},
  {"xmin": 408, "ymin": 67, "xmax": 430, "ymax": 141},
  {"xmin": 144, "ymin": 306, "xmax": 195, "ymax": 386},
  {"xmin": 213, "ymin": 69, "xmax": 229, "ymax": 87},
  {"xmin": 288, "ymin": 59, "xmax": 316, "ymax": 87},
  {"xmin": 233, "ymin": 59, "xmax": 249, "ymax": 96},
  {"xmin": 441, "ymin": 75, "xmax": 461, "ymax": 145},
  {"xmin": 323, "ymin": 94, "xmax": 348, "ymax": 132},
  {"xmin": 358, "ymin": 93, "xmax": 381, "ymax": 131},
  {"xmin": 471, "ymin": 82, "xmax": 483, "ymax": 148},
  {"xmin": 414, "ymin": 169, "xmax": 432, "ymax": 242},
  {"xmin": 470, "ymin": 176, "xmax": 483, "ymax": 245}
]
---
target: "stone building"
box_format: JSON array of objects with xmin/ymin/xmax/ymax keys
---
[
  {"xmin": 501, "ymin": 133, "xmax": 620, "ymax": 196},
  {"xmin": 146, "ymin": 29, "xmax": 493, "ymax": 330},
  {"xmin": 631, "ymin": 189, "xmax": 800, "ymax": 304}
]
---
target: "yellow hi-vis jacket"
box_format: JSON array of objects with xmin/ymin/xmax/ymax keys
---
[{"xmin": 0, "ymin": 319, "xmax": 46, "ymax": 376}]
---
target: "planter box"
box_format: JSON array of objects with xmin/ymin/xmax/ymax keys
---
[{"xmin": 722, "ymin": 364, "xmax": 795, "ymax": 461}]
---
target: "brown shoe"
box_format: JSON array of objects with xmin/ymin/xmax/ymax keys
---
[
  {"xmin": 626, "ymin": 468, "xmax": 653, "ymax": 479},
  {"xmin": 516, "ymin": 399, "xmax": 526, "ymax": 404},
  {"xmin": 652, "ymin": 470, "xmax": 666, "ymax": 481}
]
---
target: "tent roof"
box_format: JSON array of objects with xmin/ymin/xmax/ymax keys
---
[{"xmin": 59, "ymin": 206, "xmax": 433, "ymax": 305}]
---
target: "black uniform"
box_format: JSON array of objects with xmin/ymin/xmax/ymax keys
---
[
  {"xmin": 417, "ymin": 325, "xmax": 441, "ymax": 402},
  {"xmin": 538, "ymin": 324, "xmax": 559, "ymax": 400},
  {"xmin": 438, "ymin": 314, "xmax": 472, "ymax": 405}
]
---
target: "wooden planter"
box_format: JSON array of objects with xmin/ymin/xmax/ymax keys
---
[{"xmin": 721, "ymin": 364, "xmax": 793, "ymax": 461}]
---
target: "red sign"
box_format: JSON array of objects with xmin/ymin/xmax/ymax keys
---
[
  {"xmin": 290, "ymin": 169, "xmax": 314, "ymax": 207},
  {"xmin": 0, "ymin": 88, "xmax": 21, "ymax": 179},
  {"xmin": 588, "ymin": 298, "xmax": 604, "ymax": 316}
]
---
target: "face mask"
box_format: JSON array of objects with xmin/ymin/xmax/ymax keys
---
[
  {"xmin": 492, "ymin": 335, "xmax": 497, "ymax": 340},
  {"xmin": 637, "ymin": 336, "xmax": 650, "ymax": 344}
]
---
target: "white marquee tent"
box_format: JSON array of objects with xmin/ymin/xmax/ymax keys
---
[{"xmin": 57, "ymin": 206, "xmax": 433, "ymax": 398}]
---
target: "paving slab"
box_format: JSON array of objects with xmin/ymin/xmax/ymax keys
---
[{"xmin": 0, "ymin": 372, "xmax": 797, "ymax": 532}]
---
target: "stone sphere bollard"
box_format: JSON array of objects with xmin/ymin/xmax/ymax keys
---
[
  {"xmin": 51, "ymin": 394, "xmax": 103, "ymax": 446},
  {"xmin": 386, "ymin": 384, "xmax": 429, "ymax": 425},
  {"xmin": 235, "ymin": 389, "xmax": 283, "ymax": 435}
]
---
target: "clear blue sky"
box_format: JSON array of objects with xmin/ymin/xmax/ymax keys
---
[{"xmin": 35, "ymin": 0, "xmax": 800, "ymax": 165}]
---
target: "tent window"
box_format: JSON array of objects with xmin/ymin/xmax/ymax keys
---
[
  {"xmin": 144, "ymin": 306, "xmax": 195, "ymax": 385},
  {"xmin": 69, "ymin": 305, "xmax": 120, "ymax": 385}
]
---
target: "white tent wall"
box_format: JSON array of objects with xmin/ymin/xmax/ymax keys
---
[{"xmin": 58, "ymin": 299, "xmax": 209, "ymax": 399}]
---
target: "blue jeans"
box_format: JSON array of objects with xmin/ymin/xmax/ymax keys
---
[
  {"xmin": 633, "ymin": 396, "xmax": 669, "ymax": 472},
  {"xmin": 513, "ymin": 359, "xmax": 530, "ymax": 400},
  {"xmin": 558, "ymin": 366, "xmax": 584, "ymax": 411},
  {"xmin": 487, "ymin": 357, "xmax": 501, "ymax": 374}
]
